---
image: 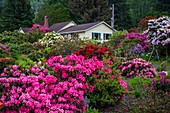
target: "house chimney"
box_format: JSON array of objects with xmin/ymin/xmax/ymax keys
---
[{"xmin": 44, "ymin": 16, "xmax": 48, "ymax": 27}]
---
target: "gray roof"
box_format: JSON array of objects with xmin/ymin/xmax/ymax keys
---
[
  {"xmin": 20, "ymin": 27, "xmax": 30, "ymax": 33},
  {"xmin": 49, "ymin": 22, "xmax": 71, "ymax": 32},
  {"xmin": 59, "ymin": 21, "xmax": 102, "ymax": 34}
]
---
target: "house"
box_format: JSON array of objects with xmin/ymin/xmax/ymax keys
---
[{"xmin": 19, "ymin": 16, "xmax": 113, "ymax": 43}]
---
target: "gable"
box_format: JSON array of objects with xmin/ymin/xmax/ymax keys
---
[{"xmin": 86, "ymin": 23, "xmax": 113, "ymax": 33}]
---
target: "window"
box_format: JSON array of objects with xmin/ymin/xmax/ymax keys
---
[
  {"xmin": 92, "ymin": 32, "xmax": 101, "ymax": 40},
  {"xmin": 103, "ymin": 33, "xmax": 111, "ymax": 40}
]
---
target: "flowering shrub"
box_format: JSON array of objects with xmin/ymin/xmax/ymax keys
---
[
  {"xmin": 46, "ymin": 37, "xmax": 93, "ymax": 58},
  {"xmin": 0, "ymin": 65, "xmax": 86, "ymax": 112},
  {"xmin": 124, "ymin": 32, "xmax": 148, "ymax": 50},
  {"xmin": 148, "ymin": 72, "xmax": 170, "ymax": 94},
  {"xmin": 74, "ymin": 44, "xmax": 112, "ymax": 60},
  {"xmin": 29, "ymin": 24, "xmax": 49, "ymax": 33},
  {"xmin": 47, "ymin": 54, "xmax": 127, "ymax": 107},
  {"xmin": 119, "ymin": 58, "xmax": 156, "ymax": 78},
  {"xmin": 39, "ymin": 32, "xmax": 64, "ymax": 47},
  {"xmin": 113, "ymin": 32, "xmax": 148, "ymax": 58},
  {"xmin": 0, "ymin": 55, "xmax": 127, "ymax": 112},
  {"xmin": 144, "ymin": 16, "xmax": 170, "ymax": 46}
]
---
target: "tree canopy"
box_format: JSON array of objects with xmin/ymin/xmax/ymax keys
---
[
  {"xmin": 68, "ymin": 0, "xmax": 111, "ymax": 24},
  {"xmin": 0, "ymin": 0, "xmax": 34, "ymax": 32},
  {"xmin": 34, "ymin": 2, "xmax": 71, "ymax": 26}
]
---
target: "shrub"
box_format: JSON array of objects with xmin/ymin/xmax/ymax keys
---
[
  {"xmin": 74, "ymin": 44, "xmax": 112, "ymax": 60},
  {"xmin": 144, "ymin": 16, "xmax": 170, "ymax": 57},
  {"xmin": 39, "ymin": 32, "xmax": 64, "ymax": 47},
  {"xmin": 119, "ymin": 58, "xmax": 156, "ymax": 78},
  {"xmin": 0, "ymin": 64, "xmax": 86, "ymax": 112},
  {"xmin": 46, "ymin": 37, "xmax": 93, "ymax": 58},
  {"xmin": 47, "ymin": 54, "xmax": 127, "ymax": 108},
  {"xmin": 0, "ymin": 55, "xmax": 127, "ymax": 112},
  {"xmin": 117, "ymin": 32, "xmax": 148, "ymax": 58},
  {"xmin": 103, "ymin": 30, "xmax": 128, "ymax": 55},
  {"xmin": 146, "ymin": 71, "xmax": 170, "ymax": 93}
]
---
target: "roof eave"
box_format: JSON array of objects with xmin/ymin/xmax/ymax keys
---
[{"xmin": 59, "ymin": 30, "xmax": 85, "ymax": 34}]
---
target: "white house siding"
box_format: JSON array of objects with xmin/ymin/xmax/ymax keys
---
[
  {"xmin": 85, "ymin": 24, "xmax": 113, "ymax": 43},
  {"xmin": 78, "ymin": 32, "xmax": 86, "ymax": 39}
]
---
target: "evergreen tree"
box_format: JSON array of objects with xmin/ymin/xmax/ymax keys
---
[
  {"xmin": 68, "ymin": 0, "xmax": 111, "ymax": 25},
  {"xmin": 156, "ymin": 0, "xmax": 170, "ymax": 15},
  {"xmin": 0, "ymin": 0, "xmax": 34, "ymax": 32},
  {"xmin": 34, "ymin": 2, "xmax": 71, "ymax": 26}
]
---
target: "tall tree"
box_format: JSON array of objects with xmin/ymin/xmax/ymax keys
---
[
  {"xmin": 156, "ymin": 0, "xmax": 170, "ymax": 15},
  {"xmin": 126, "ymin": 0, "xmax": 158, "ymax": 27},
  {"xmin": 34, "ymin": 2, "xmax": 71, "ymax": 26},
  {"xmin": 0, "ymin": 0, "xmax": 34, "ymax": 32},
  {"xmin": 68, "ymin": 0, "xmax": 111, "ymax": 25}
]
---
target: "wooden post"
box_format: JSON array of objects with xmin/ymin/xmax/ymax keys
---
[{"xmin": 111, "ymin": 4, "xmax": 114, "ymax": 31}]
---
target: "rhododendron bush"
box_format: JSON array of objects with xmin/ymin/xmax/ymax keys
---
[
  {"xmin": 74, "ymin": 44, "xmax": 112, "ymax": 60},
  {"xmin": 0, "ymin": 54, "xmax": 127, "ymax": 112},
  {"xmin": 119, "ymin": 58, "xmax": 156, "ymax": 78},
  {"xmin": 144, "ymin": 16, "xmax": 170, "ymax": 46},
  {"xmin": 146, "ymin": 71, "xmax": 170, "ymax": 94}
]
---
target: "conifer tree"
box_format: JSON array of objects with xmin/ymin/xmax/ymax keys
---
[
  {"xmin": 0, "ymin": 0, "xmax": 34, "ymax": 32},
  {"xmin": 68, "ymin": 0, "xmax": 111, "ymax": 24}
]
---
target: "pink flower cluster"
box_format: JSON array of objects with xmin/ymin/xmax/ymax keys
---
[
  {"xmin": 0, "ymin": 64, "xmax": 86, "ymax": 112},
  {"xmin": 47, "ymin": 54, "xmax": 127, "ymax": 95},
  {"xmin": 150, "ymin": 72, "xmax": 170, "ymax": 94},
  {"xmin": 0, "ymin": 54, "xmax": 127, "ymax": 112},
  {"xmin": 119, "ymin": 58, "xmax": 156, "ymax": 78},
  {"xmin": 125, "ymin": 32, "xmax": 148, "ymax": 50},
  {"xmin": 29, "ymin": 24, "xmax": 49, "ymax": 33},
  {"xmin": 47, "ymin": 54, "xmax": 104, "ymax": 92}
]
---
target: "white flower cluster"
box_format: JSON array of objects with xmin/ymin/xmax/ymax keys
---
[
  {"xmin": 39, "ymin": 32, "xmax": 64, "ymax": 47},
  {"xmin": 144, "ymin": 16, "xmax": 170, "ymax": 46}
]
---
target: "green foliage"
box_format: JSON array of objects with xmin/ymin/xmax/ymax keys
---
[
  {"xmin": 46, "ymin": 36, "xmax": 94, "ymax": 58},
  {"xmin": 34, "ymin": 2, "xmax": 71, "ymax": 26},
  {"xmin": 131, "ymin": 90, "xmax": 170, "ymax": 113},
  {"xmin": 89, "ymin": 77, "xmax": 124, "ymax": 108},
  {"xmin": 0, "ymin": 0, "xmax": 34, "ymax": 32},
  {"xmin": 85, "ymin": 107, "xmax": 99, "ymax": 113},
  {"xmin": 27, "ymin": 28, "xmax": 46, "ymax": 43},
  {"xmin": 156, "ymin": 0, "xmax": 170, "ymax": 15},
  {"xmin": 129, "ymin": 77, "xmax": 152, "ymax": 98},
  {"xmin": 15, "ymin": 55, "xmax": 35, "ymax": 68},
  {"xmin": 103, "ymin": 30, "xmax": 128, "ymax": 56}
]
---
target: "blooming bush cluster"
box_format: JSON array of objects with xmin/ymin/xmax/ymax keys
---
[
  {"xmin": 144, "ymin": 16, "xmax": 170, "ymax": 46},
  {"xmin": 74, "ymin": 44, "xmax": 112, "ymax": 60},
  {"xmin": 125, "ymin": 32, "xmax": 148, "ymax": 50},
  {"xmin": 39, "ymin": 32, "xmax": 64, "ymax": 47},
  {"xmin": 0, "ymin": 64, "xmax": 86, "ymax": 112},
  {"xmin": 47, "ymin": 54, "xmax": 127, "ymax": 107},
  {"xmin": 119, "ymin": 58, "xmax": 156, "ymax": 78},
  {"xmin": 46, "ymin": 37, "xmax": 93, "ymax": 58},
  {"xmin": 149, "ymin": 72, "xmax": 170, "ymax": 94},
  {"xmin": 29, "ymin": 24, "xmax": 49, "ymax": 33},
  {"xmin": 0, "ymin": 54, "xmax": 127, "ymax": 112}
]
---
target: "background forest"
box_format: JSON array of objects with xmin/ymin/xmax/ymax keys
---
[{"xmin": 0, "ymin": 0, "xmax": 170, "ymax": 32}]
